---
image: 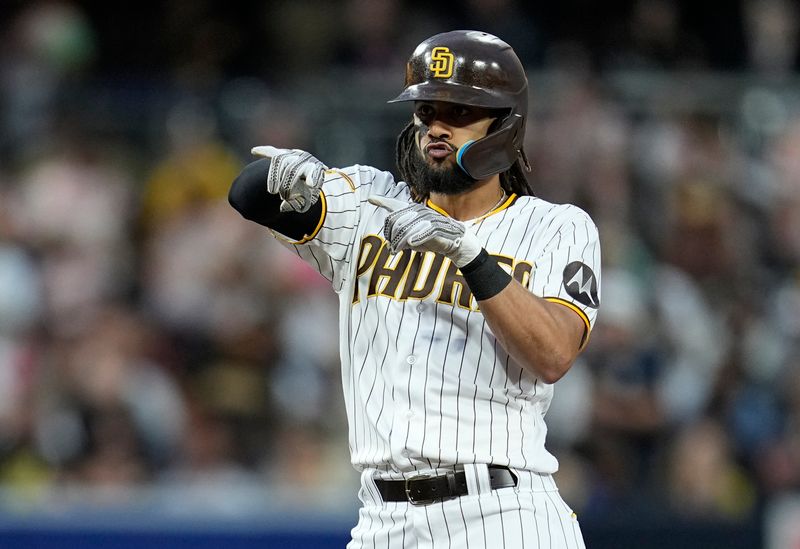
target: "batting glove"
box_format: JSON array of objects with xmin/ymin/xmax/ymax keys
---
[
  {"xmin": 251, "ymin": 146, "xmax": 327, "ymax": 213},
  {"xmin": 368, "ymin": 195, "xmax": 483, "ymax": 268}
]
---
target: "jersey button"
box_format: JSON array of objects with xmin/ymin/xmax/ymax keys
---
[
  {"xmin": 416, "ymin": 303, "xmax": 425, "ymax": 313},
  {"xmin": 406, "ymin": 355, "xmax": 416, "ymax": 365},
  {"xmin": 405, "ymin": 409, "xmax": 414, "ymax": 419}
]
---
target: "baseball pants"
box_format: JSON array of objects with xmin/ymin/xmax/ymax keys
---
[{"xmin": 348, "ymin": 465, "xmax": 586, "ymax": 549}]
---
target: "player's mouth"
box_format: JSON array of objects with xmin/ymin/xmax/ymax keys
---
[{"xmin": 425, "ymin": 141, "xmax": 455, "ymax": 160}]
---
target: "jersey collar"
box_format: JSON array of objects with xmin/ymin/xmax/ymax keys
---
[{"xmin": 426, "ymin": 193, "xmax": 517, "ymax": 223}]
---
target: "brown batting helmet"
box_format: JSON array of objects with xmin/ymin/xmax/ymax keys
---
[{"xmin": 389, "ymin": 30, "xmax": 530, "ymax": 180}]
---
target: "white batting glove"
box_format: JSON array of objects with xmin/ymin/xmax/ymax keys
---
[
  {"xmin": 368, "ymin": 195, "xmax": 483, "ymax": 268},
  {"xmin": 252, "ymin": 146, "xmax": 327, "ymax": 213}
]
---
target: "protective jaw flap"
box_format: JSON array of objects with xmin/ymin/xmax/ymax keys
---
[{"xmin": 455, "ymin": 114, "xmax": 524, "ymax": 181}]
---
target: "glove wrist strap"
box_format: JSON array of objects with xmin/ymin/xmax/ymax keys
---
[{"xmin": 460, "ymin": 249, "xmax": 512, "ymax": 301}]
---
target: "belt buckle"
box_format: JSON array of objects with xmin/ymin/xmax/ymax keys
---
[{"xmin": 405, "ymin": 474, "xmax": 436, "ymax": 506}]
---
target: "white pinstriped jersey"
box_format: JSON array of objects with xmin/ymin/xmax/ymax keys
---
[{"xmin": 273, "ymin": 164, "xmax": 601, "ymax": 476}]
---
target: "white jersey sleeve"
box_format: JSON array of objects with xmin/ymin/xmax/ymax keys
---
[
  {"xmin": 268, "ymin": 165, "xmax": 405, "ymax": 293},
  {"xmin": 525, "ymin": 203, "xmax": 601, "ymax": 347}
]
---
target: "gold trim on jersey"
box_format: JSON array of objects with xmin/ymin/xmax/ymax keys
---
[
  {"xmin": 426, "ymin": 200, "xmax": 449, "ymax": 217},
  {"xmin": 271, "ymin": 190, "xmax": 328, "ymax": 245},
  {"xmin": 327, "ymin": 169, "xmax": 356, "ymax": 191},
  {"xmin": 545, "ymin": 297, "xmax": 592, "ymax": 350},
  {"xmin": 473, "ymin": 193, "xmax": 517, "ymax": 222},
  {"xmin": 280, "ymin": 170, "xmax": 352, "ymax": 244},
  {"xmin": 426, "ymin": 193, "xmax": 517, "ymax": 221}
]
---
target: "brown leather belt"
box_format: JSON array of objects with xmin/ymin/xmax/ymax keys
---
[{"xmin": 375, "ymin": 465, "xmax": 517, "ymax": 506}]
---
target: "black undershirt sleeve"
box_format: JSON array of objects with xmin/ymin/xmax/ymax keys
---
[{"xmin": 228, "ymin": 158, "xmax": 323, "ymax": 241}]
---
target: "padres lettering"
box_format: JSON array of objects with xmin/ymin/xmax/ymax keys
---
[
  {"xmin": 429, "ymin": 46, "xmax": 454, "ymax": 78},
  {"xmin": 352, "ymin": 234, "xmax": 532, "ymax": 309}
]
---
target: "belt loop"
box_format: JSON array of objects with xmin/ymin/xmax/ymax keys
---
[
  {"xmin": 477, "ymin": 464, "xmax": 492, "ymax": 493},
  {"xmin": 361, "ymin": 469, "xmax": 383, "ymax": 505},
  {"xmin": 463, "ymin": 464, "xmax": 480, "ymax": 495},
  {"xmin": 446, "ymin": 470, "xmax": 457, "ymax": 495},
  {"xmin": 464, "ymin": 463, "xmax": 491, "ymax": 495}
]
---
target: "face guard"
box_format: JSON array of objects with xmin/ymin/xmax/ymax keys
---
[{"xmin": 389, "ymin": 30, "xmax": 530, "ymax": 180}]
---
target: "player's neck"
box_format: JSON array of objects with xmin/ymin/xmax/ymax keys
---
[{"xmin": 428, "ymin": 177, "xmax": 505, "ymax": 221}]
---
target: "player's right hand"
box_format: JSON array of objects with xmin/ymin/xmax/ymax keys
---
[
  {"xmin": 251, "ymin": 146, "xmax": 327, "ymax": 213},
  {"xmin": 368, "ymin": 195, "xmax": 483, "ymax": 268}
]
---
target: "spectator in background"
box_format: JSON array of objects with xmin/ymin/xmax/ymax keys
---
[
  {"xmin": 583, "ymin": 269, "xmax": 667, "ymax": 508},
  {"xmin": 754, "ymin": 359, "xmax": 800, "ymax": 495},
  {"xmin": 0, "ymin": 1, "xmax": 96, "ymax": 160},
  {"xmin": 8, "ymin": 130, "xmax": 135, "ymax": 336},
  {"xmin": 667, "ymin": 418, "xmax": 756, "ymax": 519},
  {"xmin": 0, "ymin": 179, "xmax": 49, "ymax": 502},
  {"xmin": 743, "ymin": 0, "xmax": 800, "ymax": 76},
  {"xmin": 34, "ymin": 305, "xmax": 186, "ymax": 485},
  {"xmin": 527, "ymin": 76, "xmax": 630, "ymax": 214},
  {"xmin": 139, "ymin": 98, "xmax": 241, "ymax": 233}
]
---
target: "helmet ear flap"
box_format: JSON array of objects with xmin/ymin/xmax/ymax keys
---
[{"xmin": 455, "ymin": 114, "xmax": 524, "ymax": 180}]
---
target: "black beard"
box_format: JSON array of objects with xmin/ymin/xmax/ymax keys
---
[{"xmin": 406, "ymin": 146, "xmax": 478, "ymax": 196}]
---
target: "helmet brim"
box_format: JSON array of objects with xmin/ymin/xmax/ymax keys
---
[{"xmin": 388, "ymin": 81, "xmax": 515, "ymax": 110}]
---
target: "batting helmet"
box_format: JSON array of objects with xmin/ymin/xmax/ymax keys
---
[{"xmin": 389, "ymin": 30, "xmax": 530, "ymax": 180}]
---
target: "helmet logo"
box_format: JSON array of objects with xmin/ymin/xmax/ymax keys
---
[{"xmin": 429, "ymin": 47, "xmax": 454, "ymax": 78}]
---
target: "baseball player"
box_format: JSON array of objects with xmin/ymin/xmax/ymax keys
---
[{"xmin": 229, "ymin": 30, "xmax": 600, "ymax": 548}]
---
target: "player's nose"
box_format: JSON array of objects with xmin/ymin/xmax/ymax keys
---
[{"xmin": 426, "ymin": 118, "xmax": 452, "ymax": 140}]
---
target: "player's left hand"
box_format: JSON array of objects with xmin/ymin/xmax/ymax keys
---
[{"xmin": 368, "ymin": 195, "xmax": 483, "ymax": 268}]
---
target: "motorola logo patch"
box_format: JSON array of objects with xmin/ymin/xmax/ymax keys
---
[{"xmin": 562, "ymin": 262, "xmax": 599, "ymax": 308}]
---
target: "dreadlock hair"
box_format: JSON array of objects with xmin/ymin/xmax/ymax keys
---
[{"xmin": 395, "ymin": 119, "xmax": 534, "ymax": 203}]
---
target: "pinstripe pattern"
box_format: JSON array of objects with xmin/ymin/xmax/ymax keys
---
[
  {"xmin": 351, "ymin": 469, "xmax": 585, "ymax": 548},
  {"xmin": 268, "ymin": 165, "xmax": 598, "ymax": 547}
]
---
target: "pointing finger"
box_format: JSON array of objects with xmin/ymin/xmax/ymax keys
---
[
  {"xmin": 251, "ymin": 145, "xmax": 289, "ymax": 159},
  {"xmin": 368, "ymin": 195, "xmax": 412, "ymax": 212}
]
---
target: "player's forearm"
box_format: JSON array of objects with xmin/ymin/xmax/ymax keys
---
[
  {"xmin": 229, "ymin": 158, "xmax": 322, "ymax": 239},
  {"xmin": 478, "ymin": 280, "xmax": 584, "ymax": 383}
]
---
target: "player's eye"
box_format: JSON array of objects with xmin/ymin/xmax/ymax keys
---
[
  {"xmin": 415, "ymin": 104, "xmax": 434, "ymax": 123},
  {"xmin": 452, "ymin": 105, "xmax": 472, "ymax": 118}
]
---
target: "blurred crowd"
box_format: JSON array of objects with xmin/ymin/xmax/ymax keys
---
[{"xmin": 1, "ymin": 0, "xmax": 799, "ymax": 526}]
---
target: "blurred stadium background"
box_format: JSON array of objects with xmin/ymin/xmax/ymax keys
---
[{"xmin": 1, "ymin": 0, "xmax": 799, "ymax": 547}]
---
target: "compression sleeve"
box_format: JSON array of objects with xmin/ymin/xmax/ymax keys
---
[{"xmin": 228, "ymin": 157, "xmax": 323, "ymax": 240}]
